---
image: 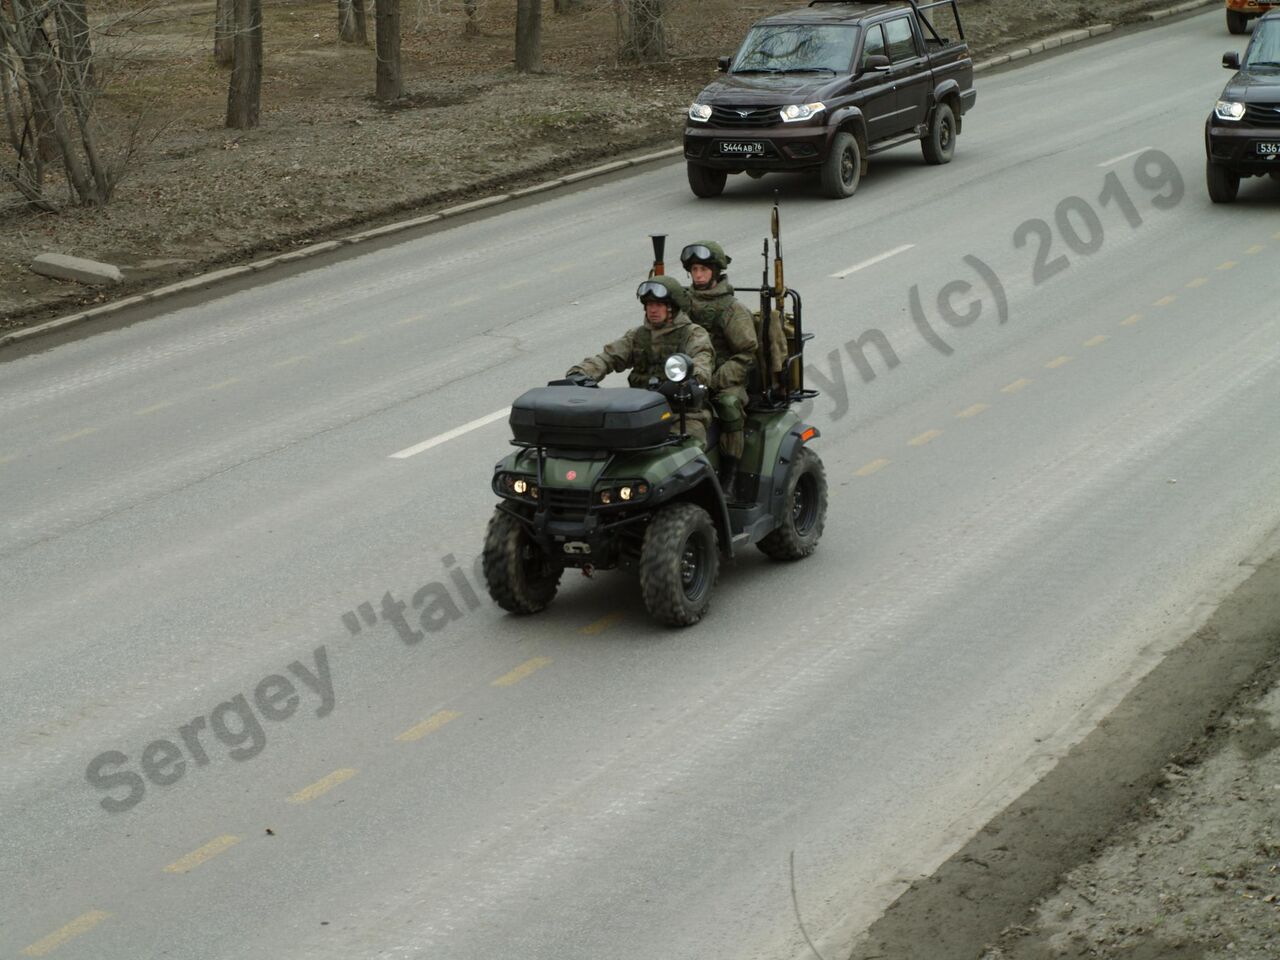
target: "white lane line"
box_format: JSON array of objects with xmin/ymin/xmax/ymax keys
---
[
  {"xmin": 390, "ymin": 407, "xmax": 511, "ymax": 459},
  {"xmin": 1097, "ymin": 146, "xmax": 1152, "ymax": 168},
  {"xmin": 830, "ymin": 244, "xmax": 915, "ymax": 279}
]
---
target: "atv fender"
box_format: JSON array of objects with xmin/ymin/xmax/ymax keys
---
[
  {"xmin": 767, "ymin": 425, "xmax": 822, "ymax": 517},
  {"xmin": 659, "ymin": 457, "xmax": 735, "ymax": 559}
]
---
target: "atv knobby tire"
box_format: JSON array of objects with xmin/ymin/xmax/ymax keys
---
[
  {"xmin": 483, "ymin": 507, "xmax": 562, "ymax": 614},
  {"xmin": 757, "ymin": 446, "xmax": 827, "ymax": 561},
  {"xmin": 639, "ymin": 502, "xmax": 720, "ymax": 627}
]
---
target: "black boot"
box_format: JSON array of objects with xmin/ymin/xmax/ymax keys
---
[{"xmin": 719, "ymin": 455, "xmax": 739, "ymax": 501}]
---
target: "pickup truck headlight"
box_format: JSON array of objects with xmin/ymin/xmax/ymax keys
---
[
  {"xmin": 1214, "ymin": 100, "xmax": 1246, "ymax": 121},
  {"xmin": 780, "ymin": 102, "xmax": 826, "ymax": 123},
  {"xmin": 689, "ymin": 102, "xmax": 713, "ymax": 122}
]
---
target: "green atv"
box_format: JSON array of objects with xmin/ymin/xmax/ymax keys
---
[{"xmin": 482, "ymin": 204, "xmax": 826, "ymax": 627}]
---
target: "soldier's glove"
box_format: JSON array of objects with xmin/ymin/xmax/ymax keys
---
[{"xmin": 551, "ymin": 372, "xmax": 599, "ymax": 388}]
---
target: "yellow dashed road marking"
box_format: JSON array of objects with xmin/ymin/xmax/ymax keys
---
[
  {"xmin": 581, "ymin": 612, "xmax": 625, "ymax": 635},
  {"xmin": 1153, "ymin": 295, "xmax": 1176, "ymax": 307},
  {"xmin": 207, "ymin": 377, "xmax": 241, "ymax": 390},
  {"xmin": 22, "ymin": 911, "xmax": 109, "ymax": 957},
  {"xmin": 550, "ymin": 262, "xmax": 575, "ymax": 273},
  {"xmin": 1083, "ymin": 335, "xmax": 1108, "ymax": 348},
  {"xmin": 135, "ymin": 400, "xmax": 175, "ymax": 415},
  {"xmin": 908, "ymin": 429, "xmax": 942, "ymax": 447},
  {"xmin": 398, "ymin": 314, "xmax": 428, "ymax": 325},
  {"xmin": 492, "ymin": 657, "xmax": 553, "ymax": 688},
  {"xmin": 856, "ymin": 458, "xmax": 891, "ymax": 477},
  {"xmin": 1001, "ymin": 378, "xmax": 1033, "ymax": 394},
  {"xmin": 1217, "ymin": 261, "xmax": 1237, "ymax": 270},
  {"xmin": 1120, "ymin": 313, "xmax": 1142, "ymax": 326},
  {"xmin": 164, "ymin": 835, "xmax": 240, "ymax": 874},
  {"xmin": 271, "ymin": 355, "xmax": 308, "ymax": 368},
  {"xmin": 955, "ymin": 403, "xmax": 989, "ymax": 419},
  {"xmin": 1273, "ymin": 231, "xmax": 1280, "ymax": 240},
  {"xmin": 1246, "ymin": 244, "xmax": 1264, "ymax": 255},
  {"xmin": 448, "ymin": 294, "xmax": 481, "ymax": 308},
  {"xmin": 1045, "ymin": 356, "xmax": 1074, "ymax": 369},
  {"xmin": 337, "ymin": 333, "xmax": 367, "ymax": 346},
  {"xmin": 0, "ymin": 453, "xmax": 15, "ymax": 465},
  {"xmin": 288, "ymin": 768, "xmax": 357, "ymax": 804},
  {"xmin": 55, "ymin": 427, "xmax": 97, "ymax": 443},
  {"xmin": 1185, "ymin": 277, "xmax": 1208, "ymax": 289},
  {"xmin": 396, "ymin": 710, "xmax": 461, "ymax": 743}
]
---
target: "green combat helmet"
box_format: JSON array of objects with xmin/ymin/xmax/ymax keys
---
[
  {"xmin": 679, "ymin": 241, "xmax": 732, "ymax": 274},
  {"xmin": 636, "ymin": 275, "xmax": 691, "ymax": 315}
]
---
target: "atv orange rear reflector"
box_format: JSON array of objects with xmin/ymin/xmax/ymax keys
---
[{"xmin": 801, "ymin": 428, "xmax": 816, "ymax": 442}]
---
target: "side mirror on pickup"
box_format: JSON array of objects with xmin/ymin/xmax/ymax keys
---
[
  {"xmin": 862, "ymin": 54, "xmax": 891, "ymax": 72},
  {"xmin": 717, "ymin": 56, "xmax": 732, "ymax": 72},
  {"xmin": 1223, "ymin": 50, "xmax": 1241, "ymax": 70}
]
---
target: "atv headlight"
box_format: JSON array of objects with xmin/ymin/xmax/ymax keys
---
[
  {"xmin": 665, "ymin": 354, "xmax": 690, "ymax": 383},
  {"xmin": 597, "ymin": 481, "xmax": 650, "ymax": 506},
  {"xmin": 689, "ymin": 102, "xmax": 712, "ymax": 123},
  {"xmin": 1215, "ymin": 100, "xmax": 1246, "ymax": 121},
  {"xmin": 780, "ymin": 102, "xmax": 825, "ymax": 123},
  {"xmin": 496, "ymin": 472, "xmax": 539, "ymax": 501}
]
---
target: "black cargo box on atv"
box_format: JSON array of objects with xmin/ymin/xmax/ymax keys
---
[{"xmin": 510, "ymin": 387, "xmax": 672, "ymax": 449}]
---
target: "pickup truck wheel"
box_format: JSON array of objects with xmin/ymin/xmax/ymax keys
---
[
  {"xmin": 687, "ymin": 162, "xmax": 727, "ymax": 198},
  {"xmin": 820, "ymin": 132, "xmax": 861, "ymax": 199},
  {"xmin": 639, "ymin": 502, "xmax": 720, "ymax": 626},
  {"xmin": 483, "ymin": 508, "xmax": 562, "ymax": 614},
  {"xmin": 1227, "ymin": 9, "xmax": 1248, "ymax": 34},
  {"xmin": 1206, "ymin": 161, "xmax": 1240, "ymax": 203},
  {"xmin": 922, "ymin": 103, "xmax": 956, "ymax": 165}
]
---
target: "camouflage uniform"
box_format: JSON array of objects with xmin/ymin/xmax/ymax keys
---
[
  {"xmin": 567, "ymin": 313, "xmax": 715, "ymax": 448},
  {"xmin": 684, "ymin": 257, "xmax": 759, "ymax": 460}
]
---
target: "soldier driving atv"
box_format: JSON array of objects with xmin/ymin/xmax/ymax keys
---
[
  {"xmin": 680, "ymin": 241, "xmax": 759, "ymax": 497},
  {"xmin": 565, "ymin": 275, "xmax": 716, "ymax": 448}
]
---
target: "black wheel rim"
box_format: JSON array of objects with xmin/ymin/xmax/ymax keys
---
[
  {"xmin": 841, "ymin": 146, "xmax": 857, "ymax": 186},
  {"xmin": 791, "ymin": 472, "xmax": 819, "ymax": 535},
  {"xmin": 940, "ymin": 117, "xmax": 952, "ymax": 151},
  {"xmin": 679, "ymin": 531, "xmax": 710, "ymax": 601}
]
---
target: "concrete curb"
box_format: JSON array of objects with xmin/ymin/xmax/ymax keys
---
[
  {"xmin": 974, "ymin": 0, "xmax": 1217, "ymax": 73},
  {"xmin": 0, "ymin": 146, "xmax": 685, "ymax": 350}
]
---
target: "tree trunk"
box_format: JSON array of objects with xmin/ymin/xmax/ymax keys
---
[
  {"xmin": 55, "ymin": 0, "xmax": 93, "ymax": 89},
  {"xmin": 618, "ymin": 0, "xmax": 666, "ymax": 63},
  {"xmin": 214, "ymin": 0, "xmax": 234, "ymax": 65},
  {"xmin": 225, "ymin": 0, "xmax": 262, "ymax": 129},
  {"xmin": 373, "ymin": 0, "xmax": 401, "ymax": 101},
  {"xmin": 515, "ymin": 0, "xmax": 541, "ymax": 73},
  {"xmin": 553, "ymin": 0, "xmax": 584, "ymax": 12},
  {"xmin": 338, "ymin": 0, "xmax": 367, "ymax": 44},
  {"xmin": 463, "ymin": 0, "xmax": 479, "ymax": 37}
]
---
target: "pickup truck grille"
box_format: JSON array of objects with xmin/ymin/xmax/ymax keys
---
[
  {"xmin": 709, "ymin": 105, "xmax": 781, "ymax": 128},
  {"xmin": 1243, "ymin": 103, "xmax": 1280, "ymax": 126}
]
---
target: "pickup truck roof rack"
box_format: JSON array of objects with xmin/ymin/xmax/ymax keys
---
[{"xmin": 805, "ymin": 0, "xmax": 965, "ymax": 43}]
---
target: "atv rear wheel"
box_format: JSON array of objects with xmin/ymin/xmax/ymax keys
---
[
  {"xmin": 640, "ymin": 502, "xmax": 720, "ymax": 626},
  {"xmin": 483, "ymin": 508, "xmax": 562, "ymax": 614},
  {"xmin": 687, "ymin": 162, "xmax": 728, "ymax": 198},
  {"xmin": 757, "ymin": 446, "xmax": 827, "ymax": 561}
]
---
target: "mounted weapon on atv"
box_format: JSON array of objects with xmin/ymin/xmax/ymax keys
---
[{"xmin": 482, "ymin": 199, "xmax": 827, "ymax": 627}]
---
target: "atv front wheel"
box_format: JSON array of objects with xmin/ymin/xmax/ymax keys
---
[
  {"xmin": 640, "ymin": 502, "xmax": 720, "ymax": 626},
  {"xmin": 483, "ymin": 508, "xmax": 562, "ymax": 614},
  {"xmin": 757, "ymin": 446, "xmax": 827, "ymax": 561}
]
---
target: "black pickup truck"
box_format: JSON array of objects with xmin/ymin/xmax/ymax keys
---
[{"xmin": 684, "ymin": 0, "xmax": 977, "ymax": 199}]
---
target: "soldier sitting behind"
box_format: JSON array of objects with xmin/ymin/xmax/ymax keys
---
[
  {"xmin": 565, "ymin": 276, "xmax": 715, "ymax": 449},
  {"xmin": 680, "ymin": 241, "xmax": 759, "ymax": 495}
]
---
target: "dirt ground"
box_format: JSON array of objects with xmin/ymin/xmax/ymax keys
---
[
  {"xmin": 10, "ymin": 2, "xmax": 1280, "ymax": 958},
  {"xmin": 1, "ymin": 0, "xmax": 1190, "ymax": 328}
]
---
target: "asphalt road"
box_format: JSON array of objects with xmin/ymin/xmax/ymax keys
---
[{"xmin": 5, "ymin": 9, "xmax": 1280, "ymax": 959}]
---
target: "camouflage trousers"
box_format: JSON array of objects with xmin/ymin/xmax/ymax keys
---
[{"xmin": 712, "ymin": 387, "xmax": 747, "ymax": 458}]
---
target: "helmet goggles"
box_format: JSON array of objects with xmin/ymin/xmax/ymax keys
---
[
  {"xmin": 637, "ymin": 280, "xmax": 676, "ymax": 302},
  {"xmin": 679, "ymin": 244, "xmax": 715, "ymax": 267}
]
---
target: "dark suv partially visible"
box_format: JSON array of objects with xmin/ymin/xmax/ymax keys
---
[{"xmin": 1206, "ymin": 9, "xmax": 1280, "ymax": 202}]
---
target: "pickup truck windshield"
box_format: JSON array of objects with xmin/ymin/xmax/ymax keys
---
[
  {"xmin": 732, "ymin": 24, "xmax": 858, "ymax": 74},
  {"xmin": 1246, "ymin": 22, "xmax": 1280, "ymax": 67}
]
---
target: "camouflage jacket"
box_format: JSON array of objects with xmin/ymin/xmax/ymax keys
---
[
  {"xmin": 686, "ymin": 280, "xmax": 759, "ymax": 392},
  {"xmin": 568, "ymin": 314, "xmax": 714, "ymax": 390}
]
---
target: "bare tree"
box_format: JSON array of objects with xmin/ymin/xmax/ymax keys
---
[
  {"xmin": 553, "ymin": 0, "xmax": 584, "ymax": 12},
  {"xmin": 339, "ymin": 0, "xmax": 368, "ymax": 44},
  {"xmin": 374, "ymin": 0, "xmax": 401, "ymax": 101},
  {"xmin": 225, "ymin": 0, "xmax": 262, "ymax": 129},
  {"xmin": 214, "ymin": 0, "xmax": 234, "ymax": 65},
  {"xmin": 0, "ymin": 0, "xmax": 128, "ymax": 208},
  {"xmin": 515, "ymin": 0, "xmax": 541, "ymax": 73},
  {"xmin": 616, "ymin": 0, "xmax": 666, "ymax": 63}
]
